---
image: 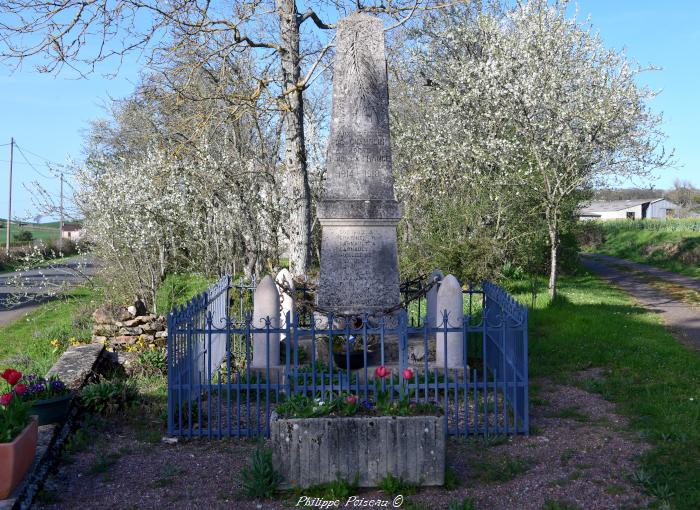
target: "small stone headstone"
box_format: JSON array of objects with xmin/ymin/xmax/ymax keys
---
[
  {"xmin": 425, "ymin": 269, "xmax": 444, "ymax": 332},
  {"xmin": 435, "ymin": 274, "xmax": 464, "ymax": 368},
  {"xmin": 252, "ymin": 275, "xmax": 280, "ymax": 368}
]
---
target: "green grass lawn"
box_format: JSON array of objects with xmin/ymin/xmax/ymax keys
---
[
  {"xmin": 507, "ymin": 273, "xmax": 700, "ymax": 509},
  {"xmin": 585, "ymin": 223, "xmax": 700, "ymax": 279},
  {"xmin": 0, "ymin": 222, "xmax": 61, "ymax": 244},
  {"xmin": 0, "ymin": 287, "xmax": 101, "ymax": 375}
]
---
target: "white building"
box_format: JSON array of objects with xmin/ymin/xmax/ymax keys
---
[
  {"xmin": 579, "ymin": 198, "xmax": 679, "ymax": 221},
  {"xmin": 60, "ymin": 223, "xmax": 84, "ymax": 241}
]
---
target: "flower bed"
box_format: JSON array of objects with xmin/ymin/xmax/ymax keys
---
[{"xmin": 276, "ymin": 366, "xmax": 442, "ymax": 419}]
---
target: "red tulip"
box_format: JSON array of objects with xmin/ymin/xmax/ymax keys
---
[
  {"xmin": 374, "ymin": 366, "xmax": 390, "ymax": 378},
  {"xmin": 0, "ymin": 392, "xmax": 12, "ymax": 406},
  {"xmin": 345, "ymin": 394, "xmax": 357, "ymax": 405},
  {"xmin": 13, "ymin": 383, "xmax": 27, "ymax": 396},
  {"xmin": 402, "ymin": 368, "xmax": 415, "ymax": 381},
  {"xmin": 1, "ymin": 369, "xmax": 21, "ymax": 386}
]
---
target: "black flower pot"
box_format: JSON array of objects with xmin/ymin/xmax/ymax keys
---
[{"xmin": 29, "ymin": 393, "xmax": 74, "ymax": 425}]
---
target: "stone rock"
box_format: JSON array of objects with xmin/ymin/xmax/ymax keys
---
[
  {"xmin": 92, "ymin": 335, "xmax": 108, "ymax": 344},
  {"xmin": 141, "ymin": 322, "xmax": 161, "ymax": 333},
  {"xmin": 155, "ymin": 330, "xmax": 168, "ymax": 339},
  {"xmin": 140, "ymin": 334, "xmax": 155, "ymax": 343},
  {"xmin": 272, "ymin": 415, "xmax": 444, "ymax": 488},
  {"xmin": 119, "ymin": 326, "xmax": 143, "ymax": 336},
  {"xmin": 435, "ymin": 274, "xmax": 465, "ymax": 368},
  {"xmin": 92, "ymin": 304, "xmax": 130, "ymax": 324},
  {"xmin": 123, "ymin": 317, "xmax": 146, "ymax": 327},
  {"xmin": 127, "ymin": 305, "xmax": 137, "ymax": 317},
  {"xmin": 92, "ymin": 324, "xmax": 119, "ymax": 336},
  {"xmin": 111, "ymin": 335, "xmax": 137, "ymax": 345},
  {"xmin": 252, "ymin": 275, "xmax": 280, "ymax": 368},
  {"xmin": 316, "ymin": 13, "xmax": 401, "ymax": 316},
  {"xmin": 46, "ymin": 343, "xmax": 105, "ymax": 390}
]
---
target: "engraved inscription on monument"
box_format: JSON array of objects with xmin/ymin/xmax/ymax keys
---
[{"xmin": 316, "ymin": 13, "xmax": 402, "ymax": 315}]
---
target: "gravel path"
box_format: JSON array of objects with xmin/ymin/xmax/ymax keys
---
[
  {"xmin": 581, "ymin": 253, "xmax": 700, "ymax": 352},
  {"xmin": 34, "ymin": 372, "xmax": 651, "ymax": 510}
]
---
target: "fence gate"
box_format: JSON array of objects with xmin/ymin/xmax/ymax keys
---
[{"xmin": 167, "ymin": 276, "xmax": 528, "ymax": 438}]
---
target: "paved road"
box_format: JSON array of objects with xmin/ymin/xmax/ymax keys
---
[
  {"xmin": 0, "ymin": 255, "xmax": 97, "ymax": 326},
  {"xmin": 581, "ymin": 253, "xmax": 700, "ymax": 352}
]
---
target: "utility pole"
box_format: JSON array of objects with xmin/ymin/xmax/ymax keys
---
[
  {"xmin": 5, "ymin": 138, "xmax": 13, "ymax": 255},
  {"xmin": 59, "ymin": 173, "xmax": 64, "ymax": 251}
]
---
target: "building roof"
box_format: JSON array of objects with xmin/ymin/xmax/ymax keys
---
[
  {"xmin": 579, "ymin": 198, "xmax": 668, "ymax": 214},
  {"xmin": 61, "ymin": 223, "xmax": 83, "ymax": 232}
]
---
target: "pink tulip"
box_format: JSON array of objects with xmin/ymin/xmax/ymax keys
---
[
  {"xmin": 375, "ymin": 366, "xmax": 390, "ymax": 378},
  {"xmin": 345, "ymin": 394, "xmax": 357, "ymax": 405},
  {"xmin": 402, "ymin": 368, "xmax": 414, "ymax": 381},
  {"xmin": 0, "ymin": 392, "xmax": 12, "ymax": 406}
]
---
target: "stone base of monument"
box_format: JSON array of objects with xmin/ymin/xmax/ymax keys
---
[
  {"xmin": 271, "ymin": 415, "xmax": 445, "ymax": 488},
  {"xmin": 294, "ymin": 334, "xmax": 439, "ymax": 367}
]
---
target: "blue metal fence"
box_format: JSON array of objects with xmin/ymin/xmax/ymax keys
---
[{"xmin": 167, "ymin": 276, "xmax": 528, "ymax": 438}]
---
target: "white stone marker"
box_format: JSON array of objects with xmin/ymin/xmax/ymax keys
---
[
  {"xmin": 435, "ymin": 274, "xmax": 464, "ymax": 368},
  {"xmin": 252, "ymin": 275, "xmax": 280, "ymax": 368},
  {"xmin": 425, "ymin": 268, "xmax": 444, "ymax": 333},
  {"xmin": 275, "ymin": 268, "xmax": 295, "ymax": 342}
]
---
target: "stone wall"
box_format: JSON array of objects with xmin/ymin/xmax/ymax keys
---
[{"xmin": 91, "ymin": 302, "xmax": 167, "ymax": 351}]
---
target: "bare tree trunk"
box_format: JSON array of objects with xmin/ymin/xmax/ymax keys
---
[
  {"xmin": 278, "ymin": 0, "xmax": 311, "ymax": 276},
  {"xmin": 548, "ymin": 224, "xmax": 559, "ymax": 300}
]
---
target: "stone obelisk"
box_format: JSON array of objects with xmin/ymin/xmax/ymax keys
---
[{"xmin": 316, "ymin": 13, "xmax": 401, "ymax": 316}]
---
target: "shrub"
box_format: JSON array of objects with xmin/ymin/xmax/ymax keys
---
[
  {"xmin": 378, "ymin": 473, "xmax": 418, "ymax": 495},
  {"xmin": 135, "ymin": 348, "xmax": 168, "ymax": 376},
  {"xmin": 448, "ymin": 498, "xmax": 477, "ymax": 510},
  {"xmin": 240, "ymin": 447, "xmax": 282, "ymax": 499},
  {"xmin": 80, "ymin": 380, "xmax": 139, "ymax": 415}
]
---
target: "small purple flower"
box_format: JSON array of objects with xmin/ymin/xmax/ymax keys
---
[
  {"xmin": 51, "ymin": 380, "xmax": 65, "ymax": 391},
  {"xmin": 362, "ymin": 400, "xmax": 374, "ymax": 409}
]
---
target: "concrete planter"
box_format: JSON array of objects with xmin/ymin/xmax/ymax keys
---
[{"xmin": 271, "ymin": 415, "xmax": 444, "ymax": 488}]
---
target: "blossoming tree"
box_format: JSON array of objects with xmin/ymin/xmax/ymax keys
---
[{"xmin": 392, "ymin": 0, "xmax": 671, "ymax": 297}]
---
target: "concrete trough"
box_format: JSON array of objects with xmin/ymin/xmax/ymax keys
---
[{"xmin": 271, "ymin": 415, "xmax": 445, "ymax": 488}]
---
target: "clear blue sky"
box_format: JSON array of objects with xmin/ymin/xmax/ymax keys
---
[{"xmin": 0, "ymin": 0, "xmax": 697, "ymax": 222}]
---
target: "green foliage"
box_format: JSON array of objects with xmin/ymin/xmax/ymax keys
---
[
  {"xmin": 471, "ymin": 456, "xmax": 531, "ymax": 482},
  {"xmin": 275, "ymin": 393, "xmax": 359, "ymax": 418},
  {"xmin": 507, "ymin": 273, "xmax": 700, "ymax": 509},
  {"xmin": 0, "ymin": 395, "xmax": 31, "ymax": 442},
  {"xmin": 135, "ymin": 348, "xmax": 168, "ymax": 376},
  {"xmin": 541, "ymin": 500, "xmax": 580, "ymax": 510},
  {"xmin": 80, "ymin": 380, "xmax": 139, "ymax": 415},
  {"xmin": 448, "ymin": 498, "xmax": 477, "ymax": 510},
  {"xmin": 13, "ymin": 230, "xmax": 34, "ymax": 242},
  {"xmin": 377, "ymin": 473, "xmax": 418, "ymax": 495},
  {"xmin": 240, "ymin": 447, "xmax": 282, "ymax": 499},
  {"xmin": 443, "ymin": 466, "xmax": 460, "ymax": 490},
  {"xmin": 275, "ymin": 391, "xmax": 441, "ymax": 419},
  {"xmin": 155, "ymin": 272, "xmax": 212, "ymax": 314},
  {"xmin": 581, "ymin": 220, "xmax": 700, "ymax": 278},
  {"xmin": 300, "ymin": 475, "xmax": 358, "ymax": 500},
  {"xmin": 0, "ymin": 287, "xmax": 99, "ymax": 375}
]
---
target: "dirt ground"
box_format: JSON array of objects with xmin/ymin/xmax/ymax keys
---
[{"xmin": 35, "ymin": 372, "xmax": 652, "ymax": 510}]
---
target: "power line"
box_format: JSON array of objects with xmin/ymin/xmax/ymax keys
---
[
  {"xmin": 14, "ymin": 143, "xmax": 57, "ymax": 180},
  {"xmin": 15, "ymin": 146, "xmax": 60, "ymax": 165}
]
